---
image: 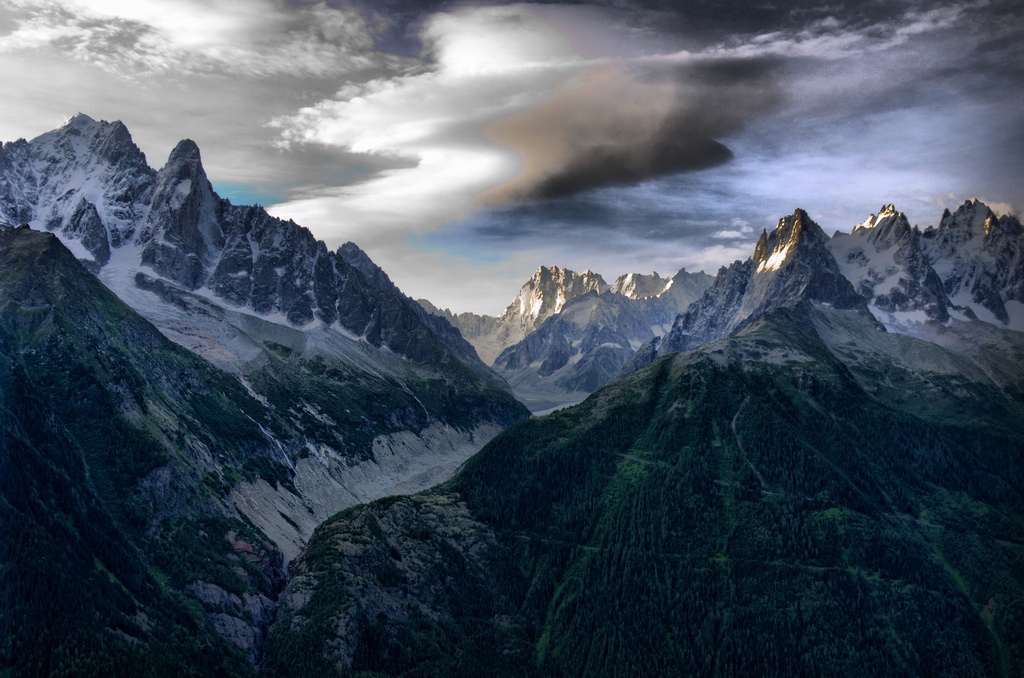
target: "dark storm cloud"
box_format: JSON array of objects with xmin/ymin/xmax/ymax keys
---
[
  {"xmin": 467, "ymin": 175, "xmax": 740, "ymax": 244},
  {"xmin": 480, "ymin": 57, "xmax": 783, "ymax": 204},
  {"xmin": 503, "ymin": 139, "xmax": 733, "ymax": 203}
]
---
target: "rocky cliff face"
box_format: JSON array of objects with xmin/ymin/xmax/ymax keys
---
[
  {"xmin": 920, "ymin": 199, "xmax": 1024, "ymax": 326},
  {"xmin": 829, "ymin": 204, "xmax": 950, "ymax": 326},
  {"xmin": 0, "ymin": 114, "xmax": 529, "ymax": 568},
  {"xmin": 655, "ymin": 209, "xmax": 867, "ymax": 358},
  {"xmin": 503, "ymin": 265, "xmax": 609, "ymax": 331},
  {"xmin": 421, "ymin": 265, "xmax": 713, "ymax": 409}
]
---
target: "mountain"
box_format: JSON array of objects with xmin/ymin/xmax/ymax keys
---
[
  {"xmin": 919, "ymin": 199, "xmax": 1024, "ymax": 327},
  {"xmin": 421, "ymin": 265, "xmax": 609, "ymax": 365},
  {"xmin": 504, "ymin": 265, "xmax": 609, "ymax": 334},
  {"xmin": 608, "ymin": 271, "xmax": 670, "ymax": 298},
  {"xmin": 0, "ymin": 226, "xmax": 290, "ymax": 673},
  {"xmin": 0, "ymin": 114, "xmax": 491, "ymax": 366},
  {"xmin": 263, "ymin": 299, "xmax": 1024, "ymax": 676},
  {"xmin": 630, "ymin": 203, "xmax": 1024, "ymax": 377},
  {"xmin": 828, "ymin": 204, "xmax": 951, "ymax": 327},
  {"xmin": 637, "ymin": 208, "xmax": 867, "ymax": 366},
  {"xmin": 489, "ymin": 291, "xmax": 654, "ymax": 412},
  {"xmin": 658, "ymin": 266, "xmax": 717, "ymax": 309},
  {"xmin": 0, "ymin": 115, "xmax": 529, "ymax": 563},
  {"xmin": 828, "ymin": 200, "xmax": 1024, "ymax": 332},
  {"xmin": 422, "ymin": 266, "xmax": 712, "ymax": 410},
  {"xmin": 6, "ymin": 113, "xmax": 1023, "ymax": 675},
  {"xmin": 261, "ymin": 204, "xmax": 1024, "ymax": 676}
]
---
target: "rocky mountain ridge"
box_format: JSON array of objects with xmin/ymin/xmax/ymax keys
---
[
  {"xmin": 628, "ymin": 202, "xmax": 1024, "ymax": 374},
  {"xmin": 0, "ymin": 114, "xmax": 491, "ymax": 368},
  {"xmin": 420, "ymin": 265, "xmax": 610, "ymax": 365},
  {"xmin": 652, "ymin": 209, "xmax": 866, "ymax": 359},
  {"xmin": 829, "ymin": 204, "xmax": 951, "ymax": 325},
  {"xmin": 0, "ymin": 114, "xmax": 528, "ymax": 564},
  {"xmin": 921, "ymin": 199, "xmax": 1024, "ymax": 325},
  {"xmin": 421, "ymin": 265, "xmax": 713, "ymax": 410},
  {"xmin": 827, "ymin": 199, "xmax": 1024, "ymax": 330}
]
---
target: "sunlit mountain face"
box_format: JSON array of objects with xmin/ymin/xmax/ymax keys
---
[{"xmin": 1, "ymin": 1, "xmax": 1023, "ymax": 676}]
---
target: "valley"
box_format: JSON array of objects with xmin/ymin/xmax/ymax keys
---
[{"xmin": 1, "ymin": 116, "xmax": 1023, "ymax": 677}]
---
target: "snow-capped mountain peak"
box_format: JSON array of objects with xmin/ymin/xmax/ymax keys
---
[
  {"xmin": 853, "ymin": 203, "xmax": 899, "ymax": 234},
  {"xmin": 610, "ymin": 271, "xmax": 671, "ymax": 299},
  {"xmin": 0, "ymin": 113, "xmax": 155, "ymax": 268},
  {"xmin": 753, "ymin": 208, "xmax": 829, "ymax": 274},
  {"xmin": 64, "ymin": 111, "xmax": 97, "ymax": 126},
  {"xmin": 0, "ymin": 115, "xmax": 497, "ymax": 368},
  {"xmin": 829, "ymin": 203, "xmax": 949, "ymax": 328},
  {"xmin": 501, "ymin": 265, "xmax": 608, "ymax": 326},
  {"xmin": 654, "ymin": 208, "xmax": 864, "ymax": 356},
  {"xmin": 920, "ymin": 200, "xmax": 1024, "ymax": 326},
  {"xmin": 826, "ymin": 199, "xmax": 1024, "ymax": 331}
]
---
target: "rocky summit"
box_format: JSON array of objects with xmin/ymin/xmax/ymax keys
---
[
  {"xmin": 422, "ymin": 265, "xmax": 712, "ymax": 410},
  {"xmin": 646, "ymin": 208, "xmax": 867, "ymax": 362},
  {"xmin": 0, "ymin": 117, "xmax": 529, "ymax": 671},
  {"xmin": 624, "ymin": 203, "xmax": 1024, "ymax": 376}
]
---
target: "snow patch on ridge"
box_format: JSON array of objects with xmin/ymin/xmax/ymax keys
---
[{"xmin": 758, "ymin": 242, "xmax": 791, "ymax": 272}]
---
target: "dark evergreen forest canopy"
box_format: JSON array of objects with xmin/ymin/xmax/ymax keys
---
[{"xmin": 262, "ymin": 308, "xmax": 1024, "ymax": 677}]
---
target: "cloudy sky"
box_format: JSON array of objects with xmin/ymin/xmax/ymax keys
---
[{"xmin": 1, "ymin": 0, "xmax": 1021, "ymax": 313}]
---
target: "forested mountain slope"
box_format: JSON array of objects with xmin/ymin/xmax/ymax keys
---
[
  {"xmin": 0, "ymin": 226, "xmax": 289, "ymax": 674},
  {"xmin": 263, "ymin": 301, "xmax": 1024, "ymax": 676}
]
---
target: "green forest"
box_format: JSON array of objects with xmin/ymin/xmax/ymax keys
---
[{"xmin": 265, "ymin": 311, "xmax": 1024, "ymax": 677}]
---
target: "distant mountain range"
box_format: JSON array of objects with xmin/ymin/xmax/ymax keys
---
[
  {"xmin": 629, "ymin": 202, "xmax": 1024, "ymax": 373},
  {"xmin": 420, "ymin": 265, "xmax": 713, "ymax": 410},
  {"xmin": 420, "ymin": 200, "xmax": 1023, "ymax": 412}
]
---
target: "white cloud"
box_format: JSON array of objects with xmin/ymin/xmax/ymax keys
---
[
  {"xmin": 703, "ymin": 3, "xmax": 977, "ymax": 61},
  {"xmin": 712, "ymin": 218, "xmax": 754, "ymax": 239},
  {"xmin": 0, "ymin": 0, "xmax": 394, "ymax": 77},
  {"xmin": 267, "ymin": 5, "xmax": 590, "ymax": 242},
  {"xmin": 980, "ymin": 201, "xmax": 1019, "ymax": 218},
  {"xmin": 265, "ymin": 3, "xmax": 781, "ymax": 243}
]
